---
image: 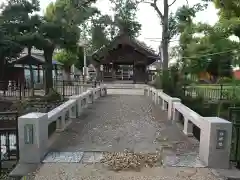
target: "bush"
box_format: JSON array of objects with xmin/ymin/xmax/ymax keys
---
[
  {"xmin": 217, "ymin": 77, "xmax": 233, "ymax": 84},
  {"xmin": 9, "ymin": 89, "xmax": 63, "ymax": 115}
]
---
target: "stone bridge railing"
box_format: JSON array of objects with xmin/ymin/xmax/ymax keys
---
[
  {"xmin": 144, "ymin": 86, "xmax": 232, "ymax": 169},
  {"xmin": 17, "ymin": 85, "xmax": 107, "ymax": 164}
]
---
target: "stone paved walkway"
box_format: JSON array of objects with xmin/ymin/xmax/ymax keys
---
[
  {"xmin": 27, "ymin": 94, "xmax": 220, "ymax": 180},
  {"xmin": 31, "ymin": 164, "xmax": 219, "ymax": 180}
]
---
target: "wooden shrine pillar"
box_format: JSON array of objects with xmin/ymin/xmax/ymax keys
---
[
  {"xmin": 54, "ymin": 64, "xmax": 58, "ymax": 79},
  {"xmin": 144, "ymin": 65, "xmax": 148, "ymax": 84},
  {"xmin": 37, "ymin": 65, "xmax": 40, "ymax": 83},
  {"xmin": 133, "ymin": 63, "xmax": 136, "ymax": 84}
]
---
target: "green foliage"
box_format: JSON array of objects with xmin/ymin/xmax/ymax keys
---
[
  {"xmin": 54, "ymin": 47, "xmax": 84, "ymax": 70},
  {"xmin": 75, "ymin": 46, "xmax": 84, "ymax": 70},
  {"xmin": 0, "ymin": 0, "xmax": 96, "ymax": 91},
  {"xmin": 40, "ymin": 0, "xmax": 96, "ymax": 92},
  {"xmin": 0, "ymin": 0, "xmax": 40, "ymax": 80},
  {"xmin": 91, "ymin": 15, "xmax": 111, "ymax": 50},
  {"xmin": 54, "ymin": 50, "xmax": 77, "ymax": 68},
  {"xmin": 87, "ymin": 0, "xmax": 141, "ymax": 53},
  {"xmin": 213, "ymin": 0, "xmax": 240, "ymax": 38},
  {"xmin": 171, "ymin": 2, "xmax": 239, "ymax": 79},
  {"xmin": 111, "ymin": 0, "xmax": 141, "ymax": 38}
]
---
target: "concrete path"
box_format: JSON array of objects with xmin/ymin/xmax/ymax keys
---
[{"xmin": 27, "ymin": 94, "xmax": 220, "ymax": 180}]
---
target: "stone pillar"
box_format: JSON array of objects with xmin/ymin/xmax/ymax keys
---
[
  {"xmin": 69, "ymin": 95, "xmax": 83, "ymax": 117},
  {"xmin": 18, "ymin": 113, "xmax": 48, "ymax": 163},
  {"xmin": 152, "ymin": 90, "xmax": 156, "ymax": 103},
  {"xmin": 101, "ymin": 85, "xmax": 107, "ymax": 96},
  {"xmin": 199, "ymin": 117, "xmax": 232, "ymax": 169},
  {"xmin": 172, "ymin": 108, "xmax": 180, "ymax": 121},
  {"xmin": 70, "ymin": 104, "xmax": 77, "ymax": 119},
  {"xmin": 144, "ymin": 88, "xmax": 147, "ymax": 96},
  {"xmin": 96, "ymin": 87, "xmax": 101, "ymax": 99},
  {"xmin": 157, "ymin": 89, "xmax": 163, "ymax": 105},
  {"xmin": 183, "ymin": 118, "xmax": 193, "ymax": 136},
  {"xmin": 161, "ymin": 100, "xmax": 166, "ymax": 111},
  {"xmin": 168, "ymin": 98, "xmax": 181, "ymax": 121},
  {"xmin": 56, "ymin": 113, "xmax": 66, "ymax": 132},
  {"xmin": 86, "ymin": 90, "xmax": 94, "ymax": 104}
]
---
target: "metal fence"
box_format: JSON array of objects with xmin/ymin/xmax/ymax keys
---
[
  {"xmin": 53, "ymin": 79, "xmax": 100, "ymax": 98},
  {"xmin": 0, "ymin": 79, "xmax": 101, "ymax": 100},
  {"xmin": 0, "ymin": 112, "xmax": 19, "ymax": 178},
  {"xmin": 183, "ymin": 84, "xmax": 239, "ymax": 100},
  {"xmin": 229, "ymin": 107, "xmax": 240, "ymax": 168},
  {"xmin": 0, "ymin": 81, "xmax": 31, "ymax": 101}
]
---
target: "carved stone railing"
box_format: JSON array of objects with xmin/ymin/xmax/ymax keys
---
[
  {"xmin": 144, "ymin": 86, "xmax": 232, "ymax": 169},
  {"xmin": 17, "ymin": 85, "xmax": 107, "ymax": 164}
]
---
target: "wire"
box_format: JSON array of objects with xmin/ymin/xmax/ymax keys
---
[
  {"xmin": 144, "ymin": 38, "xmax": 180, "ymax": 42},
  {"xmin": 180, "ymin": 48, "xmax": 240, "ymax": 59}
]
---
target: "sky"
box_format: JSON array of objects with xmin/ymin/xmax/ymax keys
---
[{"xmin": 39, "ymin": 0, "xmax": 219, "ymax": 51}]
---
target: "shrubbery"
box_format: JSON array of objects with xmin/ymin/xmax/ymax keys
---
[{"xmin": 153, "ymin": 69, "xmax": 240, "ymax": 121}]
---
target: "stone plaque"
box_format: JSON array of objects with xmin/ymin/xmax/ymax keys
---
[
  {"xmin": 24, "ymin": 124, "xmax": 34, "ymax": 144},
  {"xmin": 43, "ymin": 152, "xmax": 84, "ymax": 163},
  {"xmin": 216, "ymin": 129, "xmax": 226, "ymax": 149},
  {"xmin": 65, "ymin": 110, "xmax": 70, "ymax": 122}
]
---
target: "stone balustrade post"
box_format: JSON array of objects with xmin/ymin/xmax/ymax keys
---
[
  {"xmin": 157, "ymin": 90, "xmax": 163, "ymax": 105},
  {"xmin": 70, "ymin": 103, "xmax": 77, "ymax": 119},
  {"xmin": 87, "ymin": 90, "xmax": 94, "ymax": 104},
  {"xmin": 144, "ymin": 87, "xmax": 148, "ymax": 96},
  {"xmin": 168, "ymin": 98, "xmax": 181, "ymax": 121},
  {"xmin": 18, "ymin": 113, "xmax": 48, "ymax": 163},
  {"xmin": 199, "ymin": 117, "xmax": 232, "ymax": 169},
  {"xmin": 183, "ymin": 118, "xmax": 193, "ymax": 136},
  {"xmin": 56, "ymin": 112, "xmax": 66, "ymax": 132},
  {"xmin": 69, "ymin": 95, "xmax": 82, "ymax": 117},
  {"xmin": 172, "ymin": 103, "xmax": 181, "ymax": 122}
]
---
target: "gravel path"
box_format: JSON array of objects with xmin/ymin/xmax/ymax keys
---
[
  {"xmin": 27, "ymin": 94, "xmax": 217, "ymax": 180},
  {"xmin": 51, "ymin": 95, "xmax": 166, "ymax": 153},
  {"xmin": 50, "ymin": 94, "xmax": 199, "ymax": 154},
  {"xmin": 30, "ymin": 164, "xmax": 220, "ymax": 180}
]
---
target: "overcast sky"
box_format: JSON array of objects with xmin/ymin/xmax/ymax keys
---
[{"xmin": 39, "ymin": 0, "xmax": 219, "ymax": 51}]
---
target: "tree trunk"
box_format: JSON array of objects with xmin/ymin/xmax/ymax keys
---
[
  {"xmin": 162, "ymin": 0, "xmax": 169, "ymax": 70},
  {"xmin": 28, "ymin": 47, "xmax": 35, "ymax": 96},
  {"xmin": 160, "ymin": 0, "xmax": 170, "ymax": 89},
  {"xmin": 0, "ymin": 57, "xmax": 6, "ymax": 90},
  {"xmin": 29, "ymin": 65, "xmax": 34, "ymax": 96},
  {"xmin": 63, "ymin": 66, "xmax": 71, "ymax": 85},
  {"xmin": 0, "ymin": 57, "xmax": 5, "ymax": 81},
  {"xmin": 43, "ymin": 48, "xmax": 54, "ymax": 95}
]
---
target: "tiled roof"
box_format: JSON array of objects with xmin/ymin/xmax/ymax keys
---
[{"xmin": 92, "ymin": 34, "xmax": 160, "ymax": 60}]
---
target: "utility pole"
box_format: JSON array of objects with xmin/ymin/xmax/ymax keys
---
[{"xmin": 78, "ymin": 40, "xmax": 88, "ymax": 83}]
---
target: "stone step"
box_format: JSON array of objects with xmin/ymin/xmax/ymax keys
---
[{"xmin": 42, "ymin": 151, "xmax": 206, "ymax": 168}]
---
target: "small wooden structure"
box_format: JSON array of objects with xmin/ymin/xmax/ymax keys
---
[
  {"xmin": 10, "ymin": 49, "xmax": 63, "ymax": 88},
  {"xmin": 91, "ymin": 34, "xmax": 160, "ymax": 83}
]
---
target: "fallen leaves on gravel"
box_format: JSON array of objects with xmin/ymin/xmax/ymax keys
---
[{"xmin": 100, "ymin": 151, "xmax": 161, "ymax": 172}]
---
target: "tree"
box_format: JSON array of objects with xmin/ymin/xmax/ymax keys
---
[
  {"xmin": 0, "ymin": 26, "xmax": 22, "ymax": 81},
  {"xmin": 142, "ymin": 0, "xmax": 208, "ymax": 85},
  {"xmin": 91, "ymin": 15, "xmax": 111, "ymax": 51},
  {"xmin": 54, "ymin": 50, "xmax": 77, "ymax": 81},
  {"xmin": 110, "ymin": 0, "xmax": 141, "ymax": 38},
  {"xmin": 169, "ymin": 3, "xmax": 238, "ymax": 82},
  {"xmin": 75, "ymin": 46, "xmax": 85, "ymax": 70},
  {"xmin": 173, "ymin": 4, "xmax": 208, "ymax": 75},
  {"xmin": 37, "ymin": 0, "xmax": 98, "ymax": 94},
  {"xmin": 87, "ymin": 0, "xmax": 141, "ymax": 53},
  {"xmin": 1, "ymin": 0, "xmax": 42, "ymax": 95}
]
